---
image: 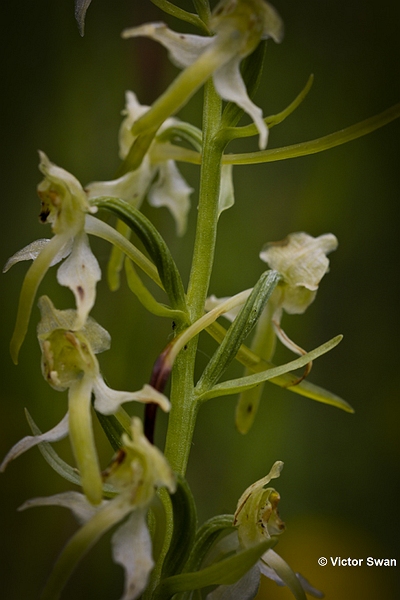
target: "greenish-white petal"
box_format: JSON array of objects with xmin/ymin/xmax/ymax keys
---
[
  {"xmin": 93, "ymin": 380, "xmax": 171, "ymax": 415},
  {"xmin": 119, "ymin": 91, "xmax": 152, "ymax": 159},
  {"xmin": 37, "ymin": 295, "xmax": 111, "ymax": 355},
  {"xmin": 122, "ymin": 22, "xmax": 211, "ymax": 69},
  {"xmin": 112, "ymin": 510, "xmax": 154, "ymax": 600},
  {"xmin": 206, "ymin": 564, "xmax": 261, "ymax": 600},
  {"xmin": 57, "ymin": 231, "xmax": 101, "ymax": 329},
  {"xmin": 261, "ymin": 549, "xmax": 307, "ymax": 600},
  {"xmin": 295, "ymin": 573, "xmax": 324, "ymax": 598},
  {"xmin": 0, "ymin": 412, "xmax": 69, "ymax": 473},
  {"xmin": 148, "ymin": 160, "xmax": 193, "ymax": 236},
  {"xmin": 75, "ymin": 0, "xmax": 92, "ymax": 36},
  {"xmin": 25, "ymin": 494, "xmax": 133, "ymax": 600},
  {"xmin": 260, "ymin": 232, "xmax": 338, "ymax": 315},
  {"xmin": 19, "ymin": 490, "xmax": 104, "ymax": 525},
  {"xmin": 3, "ymin": 238, "xmax": 72, "ymax": 273},
  {"xmin": 213, "ymin": 56, "xmax": 268, "ymax": 149}
]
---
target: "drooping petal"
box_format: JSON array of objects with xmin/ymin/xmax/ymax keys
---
[
  {"xmin": 57, "ymin": 231, "xmax": 101, "ymax": 329},
  {"xmin": 23, "ymin": 493, "xmax": 133, "ymax": 600},
  {"xmin": 122, "ymin": 22, "xmax": 211, "ymax": 69},
  {"xmin": 261, "ymin": 549, "xmax": 307, "ymax": 600},
  {"xmin": 148, "ymin": 160, "xmax": 193, "ymax": 236},
  {"xmin": 3, "ymin": 238, "xmax": 73, "ymax": 273},
  {"xmin": 112, "ymin": 510, "xmax": 154, "ymax": 600},
  {"xmin": 68, "ymin": 375, "xmax": 103, "ymax": 505},
  {"xmin": 122, "ymin": 32, "xmax": 235, "ymax": 139},
  {"xmin": 295, "ymin": 573, "xmax": 324, "ymax": 599},
  {"xmin": 258, "ymin": 559, "xmax": 285, "ymax": 585},
  {"xmin": 75, "ymin": 0, "xmax": 92, "ymax": 36},
  {"xmin": 93, "ymin": 380, "xmax": 171, "ymax": 415},
  {"xmin": 213, "ymin": 56, "xmax": 268, "ymax": 149},
  {"xmin": 0, "ymin": 412, "xmax": 69, "ymax": 472},
  {"xmin": 19, "ymin": 490, "xmax": 104, "ymax": 525},
  {"xmin": 206, "ymin": 564, "xmax": 261, "ymax": 600}
]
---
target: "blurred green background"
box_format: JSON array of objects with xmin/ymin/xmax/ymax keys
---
[{"xmin": 1, "ymin": 1, "xmax": 399, "ymax": 598}]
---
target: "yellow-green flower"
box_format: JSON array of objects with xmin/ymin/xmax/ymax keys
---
[
  {"xmin": 4, "ymin": 152, "xmax": 100, "ymax": 364},
  {"xmin": 206, "ymin": 462, "xmax": 322, "ymax": 600},
  {"xmin": 1, "ymin": 296, "xmax": 170, "ymax": 505}
]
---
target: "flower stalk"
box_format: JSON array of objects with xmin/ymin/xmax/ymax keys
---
[{"xmin": 164, "ymin": 80, "xmax": 224, "ymax": 475}]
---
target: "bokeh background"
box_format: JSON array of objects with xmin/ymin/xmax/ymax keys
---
[{"xmin": 0, "ymin": 1, "xmax": 399, "ymax": 598}]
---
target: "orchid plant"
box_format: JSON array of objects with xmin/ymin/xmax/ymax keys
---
[{"xmin": 2, "ymin": 1, "xmax": 400, "ymax": 599}]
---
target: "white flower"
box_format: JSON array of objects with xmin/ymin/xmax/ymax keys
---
[
  {"xmin": 4, "ymin": 151, "xmax": 100, "ymax": 364},
  {"xmin": 122, "ymin": 0, "xmax": 284, "ymax": 149},
  {"xmin": 1, "ymin": 296, "xmax": 170, "ymax": 505},
  {"xmin": 86, "ymin": 91, "xmax": 193, "ymax": 236},
  {"xmin": 19, "ymin": 418, "xmax": 176, "ymax": 600}
]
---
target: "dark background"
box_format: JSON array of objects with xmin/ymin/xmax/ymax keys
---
[{"xmin": 0, "ymin": 1, "xmax": 399, "ymax": 598}]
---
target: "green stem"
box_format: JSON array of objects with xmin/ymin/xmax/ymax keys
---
[{"xmin": 163, "ymin": 81, "xmax": 224, "ymax": 476}]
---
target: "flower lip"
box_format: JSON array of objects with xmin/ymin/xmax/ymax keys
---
[{"xmin": 260, "ymin": 231, "xmax": 338, "ymax": 315}]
